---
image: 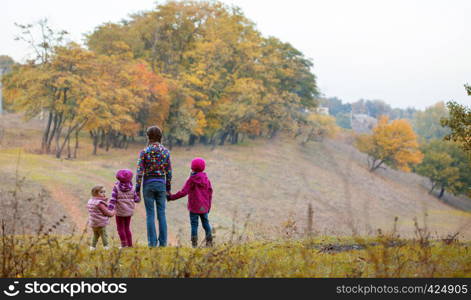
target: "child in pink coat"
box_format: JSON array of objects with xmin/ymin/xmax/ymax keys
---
[
  {"xmin": 108, "ymin": 169, "xmax": 140, "ymax": 248},
  {"xmin": 168, "ymin": 158, "xmax": 213, "ymax": 247},
  {"xmin": 87, "ymin": 185, "xmax": 115, "ymax": 250}
]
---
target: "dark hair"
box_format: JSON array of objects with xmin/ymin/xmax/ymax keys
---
[{"xmin": 146, "ymin": 126, "xmax": 162, "ymax": 143}]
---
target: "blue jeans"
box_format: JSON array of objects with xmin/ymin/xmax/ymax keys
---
[
  {"xmin": 190, "ymin": 212, "xmax": 212, "ymax": 238},
  {"xmin": 143, "ymin": 181, "xmax": 167, "ymax": 247}
]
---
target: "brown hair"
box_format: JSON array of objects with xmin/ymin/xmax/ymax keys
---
[
  {"xmin": 146, "ymin": 126, "xmax": 162, "ymax": 143},
  {"xmin": 91, "ymin": 185, "xmax": 105, "ymax": 197}
]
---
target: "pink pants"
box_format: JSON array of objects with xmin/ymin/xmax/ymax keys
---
[{"xmin": 116, "ymin": 216, "xmax": 132, "ymax": 247}]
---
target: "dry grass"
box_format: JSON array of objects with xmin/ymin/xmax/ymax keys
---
[
  {"xmin": 0, "ymin": 113, "xmax": 470, "ymax": 246},
  {"xmin": 2, "ymin": 227, "xmax": 471, "ymax": 278},
  {"xmin": 1, "ymin": 176, "xmax": 469, "ymax": 278}
]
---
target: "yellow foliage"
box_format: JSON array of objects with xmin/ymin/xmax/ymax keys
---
[
  {"xmin": 240, "ymin": 119, "xmax": 261, "ymax": 136},
  {"xmin": 193, "ymin": 110, "xmax": 207, "ymax": 135},
  {"xmin": 356, "ymin": 116, "xmax": 423, "ymax": 172},
  {"xmin": 307, "ymin": 114, "xmax": 340, "ymax": 138}
]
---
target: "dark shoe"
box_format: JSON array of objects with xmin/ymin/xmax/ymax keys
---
[
  {"xmin": 191, "ymin": 236, "xmax": 198, "ymax": 248},
  {"xmin": 205, "ymin": 235, "xmax": 213, "ymax": 247}
]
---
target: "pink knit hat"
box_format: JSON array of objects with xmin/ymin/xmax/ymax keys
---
[
  {"xmin": 191, "ymin": 157, "xmax": 206, "ymax": 172},
  {"xmin": 116, "ymin": 169, "xmax": 133, "ymax": 183}
]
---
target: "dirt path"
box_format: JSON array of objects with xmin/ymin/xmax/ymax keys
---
[
  {"xmin": 46, "ymin": 184, "xmax": 87, "ymax": 231},
  {"xmin": 38, "ymin": 157, "xmax": 178, "ymax": 244}
]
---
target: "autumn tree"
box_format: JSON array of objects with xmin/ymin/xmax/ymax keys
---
[
  {"xmin": 441, "ymin": 99, "xmax": 471, "ymax": 154},
  {"xmin": 3, "ymin": 43, "xmax": 96, "ymax": 157},
  {"xmin": 87, "ymin": 0, "xmax": 319, "ymax": 146},
  {"xmin": 3, "ymin": 19, "xmax": 71, "ymax": 154},
  {"xmin": 77, "ymin": 44, "xmax": 169, "ymax": 155},
  {"xmin": 355, "ymin": 116, "xmax": 423, "ymax": 172},
  {"xmin": 296, "ymin": 113, "xmax": 339, "ymax": 145},
  {"xmin": 13, "ymin": 19, "xmax": 68, "ymax": 64},
  {"xmin": 415, "ymin": 139, "xmax": 471, "ymax": 198},
  {"xmin": 3, "ymin": 40, "xmax": 169, "ymax": 157},
  {"xmin": 413, "ymin": 102, "xmax": 450, "ymax": 141}
]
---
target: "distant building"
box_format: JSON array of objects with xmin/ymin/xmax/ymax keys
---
[
  {"xmin": 351, "ymin": 113, "xmax": 377, "ymax": 133},
  {"xmin": 315, "ymin": 106, "xmax": 329, "ymax": 115}
]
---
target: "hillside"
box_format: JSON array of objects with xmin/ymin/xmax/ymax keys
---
[{"xmin": 0, "ymin": 113, "xmax": 470, "ymax": 245}]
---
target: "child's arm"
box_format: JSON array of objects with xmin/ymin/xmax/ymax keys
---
[
  {"xmin": 98, "ymin": 202, "xmax": 115, "ymax": 217},
  {"xmin": 208, "ymin": 179, "xmax": 213, "ymax": 210},
  {"xmin": 108, "ymin": 185, "xmax": 118, "ymax": 210},
  {"xmin": 136, "ymin": 150, "xmax": 145, "ymax": 193},
  {"xmin": 165, "ymin": 153, "xmax": 172, "ymax": 193},
  {"xmin": 168, "ymin": 179, "xmax": 191, "ymax": 201},
  {"xmin": 134, "ymin": 190, "xmax": 141, "ymax": 203}
]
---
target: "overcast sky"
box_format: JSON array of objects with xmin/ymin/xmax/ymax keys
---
[{"xmin": 2, "ymin": 0, "xmax": 470, "ymax": 109}]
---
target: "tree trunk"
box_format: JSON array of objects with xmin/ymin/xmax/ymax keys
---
[
  {"xmin": 370, "ymin": 160, "xmax": 384, "ymax": 172},
  {"xmin": 41, "ymin": 110, "xmax": 53, "ymax": 153},
  {"xmin": 117, "ymin": 133, "xmax": 123, "ymax": 148},
  {"xmin": 99, "ymin": 128, "xmax": 105, "ymax": 148},
  {"xmin": 54, "ymin": 120, "xmax": 64, "ymax": 158},
  {"xmin": 73, "ymin": 129, "xmax": 79, "ymax": 159},
  {"xmin": 56, "ymin": 124, "xmax": 73, "ymax": 159},
  {"xmin": 219, "ymin": 131, "xmax": 229, "ymax": 146},
  {"xmin": 91, "ymin": 131, "xmax": 98, "ymax": 155},
  {"xmin": 105, "ymin": 130, "xmax": 111, "ymax": 152},
  {"xmin": 189, "ymin": 134, "xmax": 197, "ymax": 146},
  {"xmin": 438, "ymin": 187, "xmax": 445, "ymax": 199},
  {"xmin": 231, "ymin": 131, "xmax": 238, "ymax": 144},
  {"xmin": 66, "ymin": 135, "xmax": 71, "ymax": 159},
  {"xmin": 122, "ymin": 136, "xmax": 128, "ymax": 149},
  {"xmin": 46, "ymin": 113, "xmax": 59, "ymax": 153},
  {"xmin": 55, "ymin": 117, "xmax": 84, "ymax": 159},
  {"xmin": 210, "ymin": 134, "xmax": 217, "ymax": 150},
  {"xmin": 429, "ymin": 181, "xmax": 437, "ymax": 194}
]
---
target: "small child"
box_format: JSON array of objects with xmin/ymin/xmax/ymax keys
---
[
  {"xmin": 108, "ymin": 169, "xmax": 140, "ymax": 248},
  {"xmin": 87, "ymin": 185, "xmax": 115, "ymax": 250},
  {"xmin": 168, "ymin": 157, "xmax": 213, "ymax": 248}
]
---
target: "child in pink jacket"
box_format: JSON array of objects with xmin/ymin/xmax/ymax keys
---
[
  {"xmin": 108, "ymin": 169, "xmax": 140, "ymax": 248},
  {"xmin": 168, "ymin": 158, "xmax": 213, "ymax": 248},
  {"xmin": 87, "ymin": 185, "xmax": 115, "ymax": 250}
]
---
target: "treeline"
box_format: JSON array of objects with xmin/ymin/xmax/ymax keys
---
[
  {"xmin": 3, "ymin": 1, "xmax": 320, "ymax": 157},
  {"xmin": 319, "ymin": 97, "xmax": 417, "ymax": 129},
  {"xmin": 3, "ymin": 41, "xmax": 168, "ymax": 158},
  {"xmin": 354, "ymin": 99, "xmax": 471, "ymax": 199}
]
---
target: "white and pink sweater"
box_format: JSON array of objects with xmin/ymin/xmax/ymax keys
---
[
  {"xmin": 87, "ymin": 197, "xmax": 114, "ymax": 228},
  {"xmin": 108, "ymin": 182, "xmax": 140, "ymax": 217}
]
